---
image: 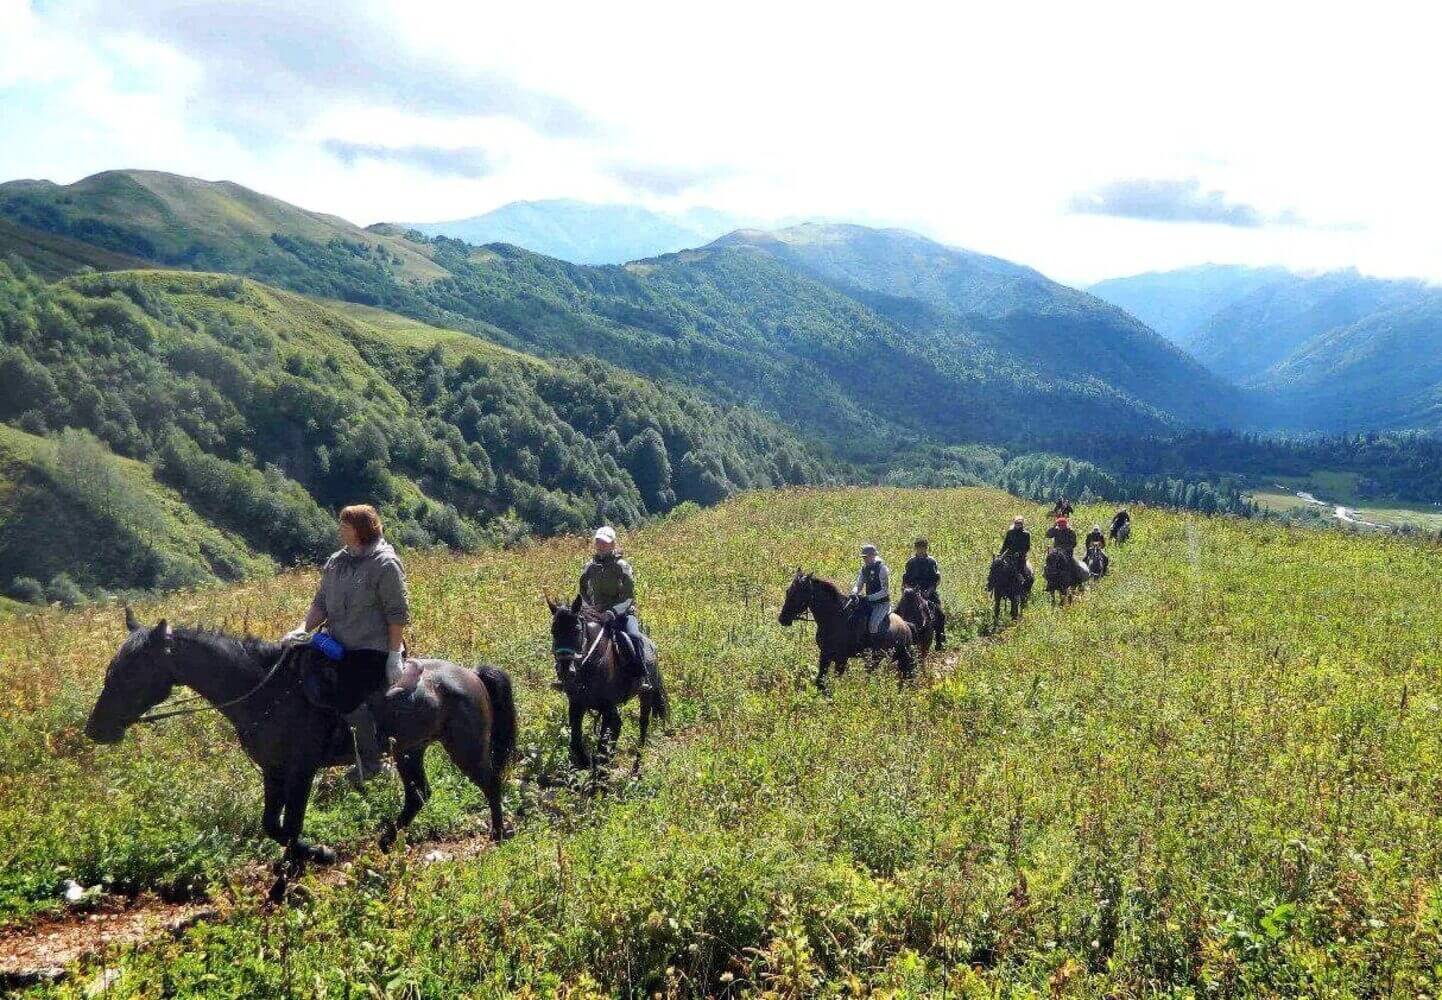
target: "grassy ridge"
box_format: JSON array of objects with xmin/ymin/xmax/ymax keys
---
[{"xmin": 9, "ymin": 487, "xmax": 1442, "ymax": 995}]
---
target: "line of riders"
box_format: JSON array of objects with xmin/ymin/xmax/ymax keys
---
[
  {"xmin": 87, "ymin": 498, "xmax": 1132, "ymax": 897},
  {"xmin": 264, "ymin": 499, "xmax": 1133, "ymax": 782}
]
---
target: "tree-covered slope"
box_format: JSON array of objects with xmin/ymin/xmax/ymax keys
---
[
  {"xmin": 0, "ymin": 264, "xmax": 831, "ymax": 601},
  {"xmin": 707, "ymin": 224, "xmax": 1244, "ymax": 427}
]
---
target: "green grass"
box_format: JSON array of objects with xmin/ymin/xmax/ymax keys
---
[{"xmin": 10, "ymin": 487, "xmax": 1442, "ymax": 996}]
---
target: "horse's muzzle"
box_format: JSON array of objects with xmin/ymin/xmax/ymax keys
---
[
  {"xmin": 84, "ymin": 718, "xmax": 124, "ymax": 744},
  {"xmin": 777, "ymin": 612, "xmax": 792, "ymax": 626}
]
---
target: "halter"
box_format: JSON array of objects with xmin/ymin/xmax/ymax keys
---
[{"xmin": 134, "ymin": 641, "xmax": 298, "ymax": 726}]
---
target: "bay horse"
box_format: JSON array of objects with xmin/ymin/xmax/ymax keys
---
[
  {"xmin": 86, "ymin": 611, "xmax": 516, "ymax": 901},
  {"xmin": 1044, "ymin": 547, "xmax": 1090, "ymax": 606},
  {"xmin": 895, "ymin": 586, "xmax": 936, "ymax": 669},
  {"xmin": 547, "ymin": 596, "xmax": 669, "ymax": 781},
  {"xmin": 986, "ymin": 553, "xmax": 1033, "ymax": 624},
  {"xmin": 777, "ymin": 570, "xmax": 915, "ymax": 693}
]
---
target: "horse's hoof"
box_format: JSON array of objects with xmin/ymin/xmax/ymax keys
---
[
  {"xmin": 267, "ymin": 876, "xmax": 288, "ymax": 905},
  {"xmin": 378, "ymin": 828, "xmax": 397, "ymax": 853},
  {"xmin": 308, "ymin": 844, "xmax": 337, "ymax": 865}
]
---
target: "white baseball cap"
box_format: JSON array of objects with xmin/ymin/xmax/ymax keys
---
[{"xmin": 594, "ymin": 526, "xmax": 617, "ymax": 543}]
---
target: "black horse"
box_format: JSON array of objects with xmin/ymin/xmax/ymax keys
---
[
  {"xmin": 1044, "ymin": 548, "xmax": 1091, "ymax": 605},
  {"xmin": 86, "ymin": 611, "xmax": 516, "ymax": 901},
  {"xmin": 986, "ymin": 553, "xmax": 1033, "ymax": 624},
  {"xmin": 778, "ymin": 570, "xmax": 915, "ymax": 692},
  {"xmin": 895, "ymin": 586, "xmax": 937, "ymax": 669},
  {"xmin": 547, "ymin": 596, "xmax": 669, "ymax": 781}
]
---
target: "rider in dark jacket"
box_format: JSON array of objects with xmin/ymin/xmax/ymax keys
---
[
  {"xmin": 902, "ymin": 538, "xmax": 945, "ymax": 649},
  {"xmin": 1049, "ymin": 497, "xmax": 1074, "ymax": 518},
  {"xmin": 1110, "ymin": 508, "xmax": 1131, "ymax": 539},
  {"xmin": 1000, "ymin": 516, "xmax": 1034, "ymax": 586},
  {"xmin": 1045, "ymin": 516, "xmax": 1078, "ymax": 553},
  {"xmin": 1085, "ymin": 525, "xmax": 1106, "ymax": 549}
]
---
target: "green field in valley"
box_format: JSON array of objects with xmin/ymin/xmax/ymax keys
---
[{"xmin": 5, "ymin": 487, "xmax": 1442, "ymax": 996}]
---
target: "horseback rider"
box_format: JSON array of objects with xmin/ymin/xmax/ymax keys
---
[
  {"xmin": 1110, "ymin": 507, "xmax": 1131, "ymax": 539},
  {"xmin": 850, "ymin": 543, "xmax": 891, "ymax": 648},
  {"xmin": 1085, "ymin": 524, "xmax": 1106, "ymax": 550},
  {"xmin": 283, "ymin": 504, "xmax": 409, "ymax": 784},
  {"xmin": 1045, "ymin": 516, "xmax": 1078, "ymax": 554},
  {"xmin": 902, "ymin": 537, "xmax": 945, "ymax": 649},
  {"xmin": 1000, "ymin": 515, "xmax": 1035, "ymax": 587},
  {"xmin": 1049, "ymin": 496, "xmax": 1074, "ymax": 518},
  {"xmin": 577, "ymin": 526, "xmax": 651, "ymax": 692}
]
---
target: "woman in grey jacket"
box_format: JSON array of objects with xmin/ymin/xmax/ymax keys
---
[{"xmin": 284, "ymin": 504, "xmax": 410, "ymax": 782}]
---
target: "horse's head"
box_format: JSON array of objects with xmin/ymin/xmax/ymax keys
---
[
  {"xmin": 546, "ymin": 594, "xmax": 587, "ymax": 672},
  {"xmin": 85, "ymin": 608, "xmax": 176, "ymax": 744},
  {"xmin": 778, "ymin": 569, "xmax": 813, "ymax": 626},
  {"xmin": 896, "ymin": 586, "xmax": 923, "ymax": 616}
]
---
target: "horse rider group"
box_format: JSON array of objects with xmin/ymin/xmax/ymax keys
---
[
  {"xmin": 283, "ymin": 506, "xmax": 653, "ymax": 785},
  {"xmin": 1038, "ymin": 497, "xmax": 1132, "ymax": 582},
  {"xmin": 844, "ymin": 538, "xmax": 947, "ymax": 650},
  {"xmin": 282, "ymin": 496, "xmax": 1130, "ymax": 781}
]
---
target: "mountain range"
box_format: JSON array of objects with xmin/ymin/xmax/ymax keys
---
[
  {"xmin": 1090, "ymin": 265, "xmax": 1442, "ymax": 430},
  {"xmin": 1, "ymin": 168, "xmax": 1439, "ymax": 601}
]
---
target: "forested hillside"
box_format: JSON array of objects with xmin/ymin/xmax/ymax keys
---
[
  {"xmin": 1087, "ymin": 264, "xmax": 1289, "ymax": 345},
  {"xmin": 0, "ymin": 264, "xmax": 830, "ymax": 601}
]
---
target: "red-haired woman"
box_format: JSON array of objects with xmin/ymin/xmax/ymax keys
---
[{"xmin": 284, "ymin": 504, "xmax": 410, "ymax": 783}]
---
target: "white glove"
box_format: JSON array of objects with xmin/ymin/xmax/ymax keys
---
[
  {"xmin": 281, "ymin": 624, "xmax": 309, "ymax": 644},
  {"xmin": 386, "ymin": 650, "xmax": 403, "ymax": 683}
]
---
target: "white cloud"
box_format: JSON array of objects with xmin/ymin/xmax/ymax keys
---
[{"xmin": 2, "ymin": 0, "xmax": 1440, "ymax": 284}]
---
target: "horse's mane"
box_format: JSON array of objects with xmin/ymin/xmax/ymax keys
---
[{"xmin": 171, "ymin": 626, "xmax": 284, "ymax": 670}]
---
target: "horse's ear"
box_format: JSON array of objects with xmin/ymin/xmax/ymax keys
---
[
  {"xmin": 570, "ymin": 594, "xmax": 582, "ymax": 614},
  {"xmin": 544, "ymin": 592, "xmax": 559, "ymax": 614},
  {"xmin": 124, "ymin": 606, "xmax": 139, "ymax": 632},
  {"xmin": 147, "ymin": 619, "xmax": 169, "ymax": 647}
]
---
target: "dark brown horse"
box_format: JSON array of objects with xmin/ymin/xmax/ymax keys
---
[
  {"xmin": 777, "ymin": 571, "xmax": 915, "ymax": 692},
  {"xmin": 86, "ymin": 611, "xmax": 516, "ymax": 901},
  {"xmin": 986, "ymin": 553, "xmax": 1033, "ymax": 624},
  {"xmin": 547, "ymin": 596, "xmax": 669, "ymax": 781},
  {"xmin": 1044, "ymin": 547, "xmax": 1090, "ymax": 606},
  {"xmin": 1085, "ymin": 542, "xmax": 1109, "ymax": 580},
  {"xmin": 895, "ymin": 586, "xmax": 936, "ymax": 669}
]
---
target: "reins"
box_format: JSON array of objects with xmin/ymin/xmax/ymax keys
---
[{"xmin": 135, "ymin": 643, "xmax": 298, "ymax": 726}]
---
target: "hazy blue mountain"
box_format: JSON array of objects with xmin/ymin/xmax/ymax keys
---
[
  {"xmin": 1256, "ymin": 291, "xmax": 1442, "ymax": 431},
  {"xmin": 1188, "ymin": 270, "xmax": 1431, "ymax": 384},
  {"xmin": 1087, "ymin": 264, "xmax": 1289, "ymax": 345},
  {"xmin": 401, "ymin": 199, "xmax": 745, "ymax": 265}
]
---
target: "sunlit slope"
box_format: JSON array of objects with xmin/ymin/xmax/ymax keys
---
[{"xmin": 9, "ymin": 487, "xmax": 1442, "ymax": 993}]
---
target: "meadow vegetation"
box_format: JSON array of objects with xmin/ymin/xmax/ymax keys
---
[{"xmin": 6, "ymin": 487, "xmax": 1442, "ymax": 996}]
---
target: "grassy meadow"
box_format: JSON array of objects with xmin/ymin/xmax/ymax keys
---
[{"xmin": 6, "ymin": 487, "xmax": 1442, "ymax": 996}]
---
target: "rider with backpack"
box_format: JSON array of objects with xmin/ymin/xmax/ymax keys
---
[{"xmin": 902, "ymin": 538, "xmax": 945, "ymax": 649}]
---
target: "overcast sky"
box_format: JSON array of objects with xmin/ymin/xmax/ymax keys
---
[{"xmin": 2, "ymin": 0, "xmax": 1439, "ymax": 284}]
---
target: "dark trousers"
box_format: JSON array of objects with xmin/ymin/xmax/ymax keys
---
[
  {"xmin": 331, "ymin": 649, "xmax": 388, "ymax": 714},
  {"xmin": 613, "ymin": 613, "xmax": 647, "ymax": 677}
]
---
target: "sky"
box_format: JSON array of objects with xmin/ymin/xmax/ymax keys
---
[{"xmin": 2, "ymin": 0, "xmax": 1439, "ymax": 285}]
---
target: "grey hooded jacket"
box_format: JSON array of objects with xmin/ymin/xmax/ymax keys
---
[{"xmin": 308, "ymin": 540, "xmax": 410, "ymax": 652}]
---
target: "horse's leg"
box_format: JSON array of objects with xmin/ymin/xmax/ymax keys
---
[
  {"xmin": 269, "ymin": 765, "xmax": 323, "ymax": 903},
  {"xmin": 261, "ymin": 769, "xmax": 285, "ymax": 847},
  {"xmin": 439, "ymin": 720, "xmax": 509, "ymax": 841},
  {"xmin": 379, "ymin": 748, "xmax": 429, "ymax": 852},
  {"xmin": 633, "ymin": 694, "xmax": 653, "ymax": 775},
  {"xmin": 599, "ymin": 706, "xmax": 623, "ymax": 772},
  {"xmin": 994, "ymin": 592, "xmax": 1002, "ymax": 627},
  {"xmin": 568, "ymin": 700, "xmax": 591, "ymax": 771}
]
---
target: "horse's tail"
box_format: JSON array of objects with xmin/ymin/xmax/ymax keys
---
[
  {"xmin": 476, "ymin": 664, "xmax": 517, "ymax": 775},
  {"xmin": 646, "ymin": 657, "xmax": 670, "ymax": 724}
]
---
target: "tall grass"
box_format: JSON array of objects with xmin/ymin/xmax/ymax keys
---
[{"xmin": 9, "ymin": 487, "xmax": 1442, "ymax": 996}]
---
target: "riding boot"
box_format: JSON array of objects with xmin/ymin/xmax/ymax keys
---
[{"xmin": 344, "ymin": 703, "xmax": 387, "ymax": 787}]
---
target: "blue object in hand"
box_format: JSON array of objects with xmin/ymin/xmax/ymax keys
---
[{"xmin": 310, "ymin": 632, "xmax": 345, "ymax": 661}]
